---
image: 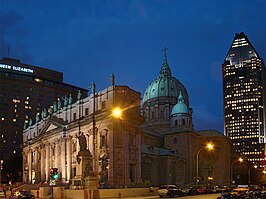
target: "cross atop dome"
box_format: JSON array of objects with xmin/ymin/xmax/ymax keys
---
[
  {"xmin": 160, "ymin": 47, "xmax": 171, "ymax": 77},
  {"xmin": 163, "ymin": 47, "xmax": 168, "ymax": 59}
]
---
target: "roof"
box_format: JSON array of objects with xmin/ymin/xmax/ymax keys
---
[{"xmin": 142, "ymin": 52, "xmax": 189, "ymax": 104}]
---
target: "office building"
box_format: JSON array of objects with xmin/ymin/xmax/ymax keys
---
[
  {"xmin": 222, "ymin": 32, "xmax": 266, "ymax": 166},
  {"xmin": 0, "ymin": 57, "xmax": 87, "ymax": 181}
]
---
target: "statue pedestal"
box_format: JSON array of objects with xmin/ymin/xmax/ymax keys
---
[
  {"xmin": 76, "ymin": 151, "xmax": 93, "ymax": 178},
  {"xmin": 84, "ymin": 176, "xmax": 98, "ymax": 189},
  {"xmin": 71, "ymin": 150, "xmax": 93, "ymax": 189}
]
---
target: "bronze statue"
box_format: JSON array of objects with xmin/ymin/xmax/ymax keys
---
[{"xmin": 76, "ymin": 131, "xmax": 87, "ymax": 151}]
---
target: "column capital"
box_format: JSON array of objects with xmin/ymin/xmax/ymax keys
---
[{"xmin": 65, "ymin": 135, "xmax": 73, "ymax": 142}]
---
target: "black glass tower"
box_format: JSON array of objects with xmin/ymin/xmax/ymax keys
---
[{"xmin": 223, "ymin": 32, "xmax": 266, "ymax": 166}]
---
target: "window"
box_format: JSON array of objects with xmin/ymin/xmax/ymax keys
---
[
  {"xmin": 102, "ymin": 101, "xmax": 106, "ymax": 109},
  {"xmin": 73, "ymin": 113, "xmax": 77, "ymax": 120},
  {"xmin": 85, "ymin": 108, "xmax": 89, "ymax": 116}
]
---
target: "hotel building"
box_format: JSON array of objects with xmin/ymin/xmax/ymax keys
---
[{"xmin": 0, "ymin": 57, "xmax": 87, "ymax": 180}]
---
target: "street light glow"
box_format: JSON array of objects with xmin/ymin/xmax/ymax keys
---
[
  {"xmin": 206, "ymin": 142, "xmax": 214, "ymax": 150},
  {"xmin": 112, "ymin": 107, "xmax": 122, "ymax": 118},
  {"xmin": 238, "ymin": 157, "xmax": 243, "ymax": 162}
]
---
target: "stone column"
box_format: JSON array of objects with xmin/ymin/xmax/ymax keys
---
[
  {"xmin": 45, "ymin": 143, "xmax": 50, "ymax": 182},
  {"xmin": 34, "ymin": 148, "xmax": 39, "ymax": 183},
  {"xmin": 40, "ymin": 144, "xmax": 45, "ymax": 182},
  {"xmin": 55, "ymin": 139, "xmax": 60, "ymax": 168},
  {"xmin": 76, "ymin": 137, "xmax": 80, "ymax": 152},
  {"xmin": 66, "ymin": 137, "xmax": 72, "ymax": 181},
  {"xmin": 28, "ymin": 149, "xmax": 32, "ymax": 184},
  {"xmin": 22, "ymin": 152, "xmax": 27, "ymax": 184},
  {"xmin": 61, "ymin": 139, "xmax": 66, "ymax": 182}
]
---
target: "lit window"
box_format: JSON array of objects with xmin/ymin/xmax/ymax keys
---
[
  {"xmin": 34, "ymin": 78, "xmax": 42, "ymax": 83},
  {"xmin": 13, "ymin": 119, "xmax": 17, "ymax": 122}
]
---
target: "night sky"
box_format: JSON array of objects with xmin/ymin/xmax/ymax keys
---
[{"xmin": 0, "ymin": 0, "xmax": 265, "ymax": 133}]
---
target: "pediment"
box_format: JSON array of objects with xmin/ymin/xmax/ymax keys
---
[
  {"xmin": 39, "ymin": 116, "xmax": 66, "ymax": 135},
  {"xmin": 46, "ymin": 123, "xmax": 60, "ymax": 132}
]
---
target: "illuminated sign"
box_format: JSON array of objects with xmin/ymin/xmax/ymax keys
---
[{"xmin": 0, "ymin": 63, "xmax": 34, "ymax": 73}]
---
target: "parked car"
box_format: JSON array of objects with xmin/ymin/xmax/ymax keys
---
[
  {"xmin": 9, "ymin": 190, "xmax": 35, "ymax": 199},
  {"xmin": 197, "ymin": 186, "xmax": 213, "ymax": 194},
  {"xmin": 212, "ymin": 186, "xmax": 227, "ymax": 193},
  {"xmin": 181, "ymin": 187, "xmax": 200, "ymax": 195},
  {"xmin": 158, "ymin": 185, "xmax": 184, "ymax": 198},
  {"xmin": 0, "ymin": 190, "xmax": 5, "ymax": 198}
]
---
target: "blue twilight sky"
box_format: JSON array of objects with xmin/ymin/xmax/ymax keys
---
[{"xmin": 0, "ymin": 0, "xmax": 265, "ymax": 133}]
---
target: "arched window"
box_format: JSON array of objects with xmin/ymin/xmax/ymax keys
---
[
  {"xmin": 175, "ymin": 120, "xmax": 178, "ymax": 126},
  {"xmin": 182, "ymin": 119, "xmax": 185, "ymax": 126}
]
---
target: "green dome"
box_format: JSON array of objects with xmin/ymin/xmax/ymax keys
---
[
  {"xmin": 171, "ymin": 91, "xmax": 189, "ymax": 115},
  {"xmin": 143, "ymin": 53, "xmax": 189, "ymax": 103}
]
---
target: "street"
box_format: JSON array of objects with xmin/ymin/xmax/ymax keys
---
[
  {"xmin": 124, "ymin": 193, "xmax": 220, "ymax": 199},
  {"xmin": 0, "ymin": 192, "xmax": 221, "ymax": 199}
]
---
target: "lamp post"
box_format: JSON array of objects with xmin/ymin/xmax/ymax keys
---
[
  {"xmin": 248, "ymin": 164, "xmax": 257, "ymax": 185},
  {"xmin": 208, "ymin": 176, "xmax": 213, "ymax": 187},
  {"xmin": 91, "ymin": 81, "xmax": 122, "ymax": 197},
  {"xmin": 196, "ymin": 142, "xmax": 214, "ymax": 185},
  {"xmin": 230, "ymin": 157, "xmax": 243, "ymax": 183}
]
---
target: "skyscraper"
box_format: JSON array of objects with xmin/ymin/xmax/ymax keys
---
[{"xmin": 223, "ymin": 32, "xmax": 266, "ymax": 166}]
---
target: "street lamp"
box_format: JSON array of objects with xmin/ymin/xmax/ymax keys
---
[
  {"xmin": 248, "ymin": 164, "xmax": 257, "ymax": 185},
  {"xmin": 208, "ymin": 176, "xmax": 213, "ymax": 186},
  {"xmin": 230, "ymin": 157, "xmax": 243, "ymax": 183},
  {"xmin": 112, "ymin": 107, "xmax": 122, "ymax": 119},
  {"xmin": 92, "ymin": 92, "xmax": 123, "ymax": 196},
  {"xmin": 196, "ymin": 142, "xmax": 214, "ymax": 185},
  {"xmin": 94, "ymin": 106, "xmax": 122, "ymax": 178}
]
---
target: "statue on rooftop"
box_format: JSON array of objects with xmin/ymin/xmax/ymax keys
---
[
  {"xmin": 57, "ymin": 99, "xmax": 61, "ymax": 109},
  {"xmin": 23, "ymin": 122, "xmax": 27, "ymax": 130},
  {"xmin": 53, "ymin": 102, "xmax": 57, "ymax": 112},
  {"xmin": 77, "ymin": 90, "xmax": 82, "ymax": 100},
  {"xmin": 63, "ymin": 95, "xmax": 68, "ymax": 106},
  {"xmin": 69, "ymin": 94, "xmax": 73, "ymax": 105},
  {"xmin": 49, "ymin": 107, "xmax": 53, "ymax": 114},
  {"xmin": 29, "ymin": 118, "xmax": 32, "ymax": 126},
  {"xmin": 36, "ymin": 113, "xmax": 39, "ymax": 123},
  {"xmin": 44, "ymin": 108, "xmax": 47, "ymax": 117}
]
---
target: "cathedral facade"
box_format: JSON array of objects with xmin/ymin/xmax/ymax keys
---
[
  {"xmin": 22, "ymin": 84, "xmax": 143, "ymax": 188},
  {"xmin": 22, "ymin": 52, "xmax": 234, "ymax": 188}
]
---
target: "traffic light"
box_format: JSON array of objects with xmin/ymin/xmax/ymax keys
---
[{"xmin": 50, "ymin": 168, "xmax": 59, "ymax": 180}]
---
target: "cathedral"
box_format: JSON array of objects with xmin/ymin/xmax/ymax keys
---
[{"xmin": 22, "ymin": 52, "xmax": 234, "ymax": 188}]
